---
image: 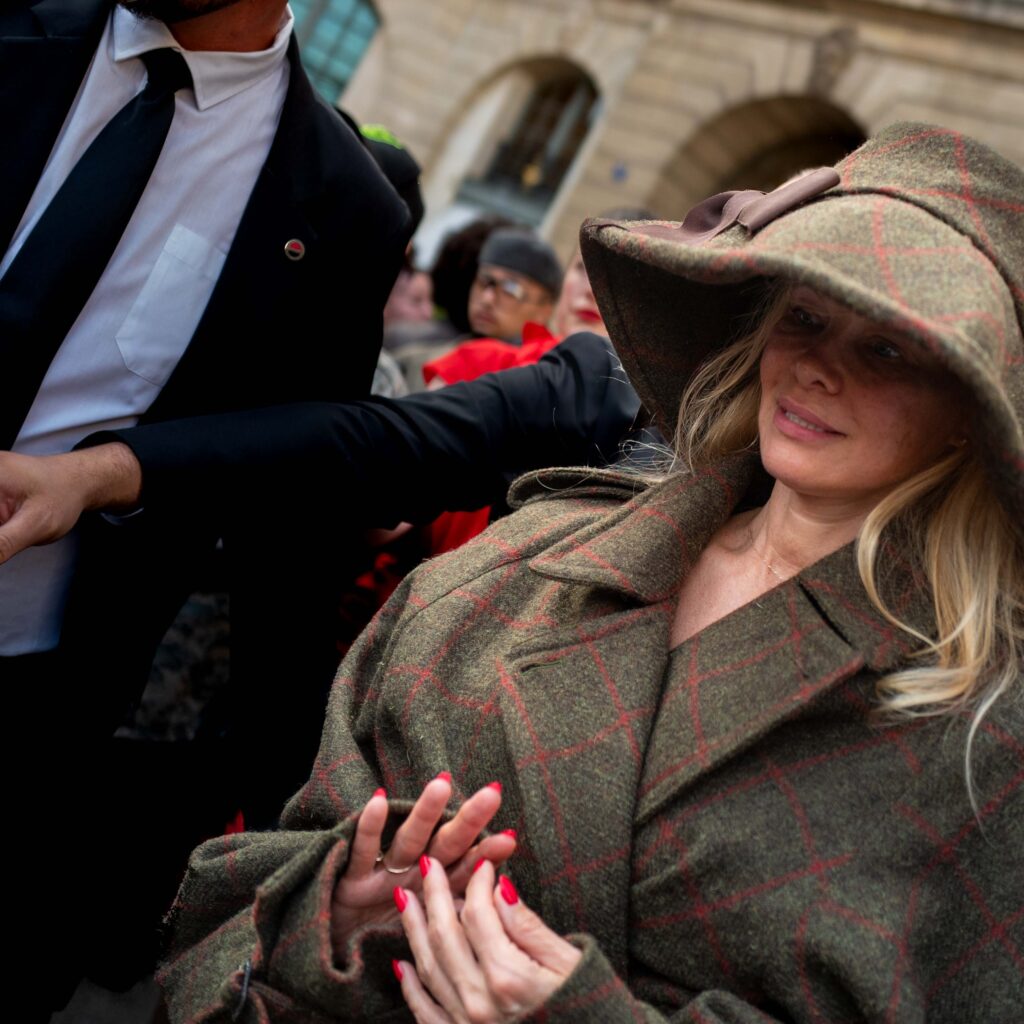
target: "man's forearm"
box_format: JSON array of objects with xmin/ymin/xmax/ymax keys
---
[{"xmin": 90, "ymin": 331, "xmax": 641, "ymax": 525}]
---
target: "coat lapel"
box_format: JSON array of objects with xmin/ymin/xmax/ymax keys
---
[
  {"xmin": 0, "ymin": 0, "xmax": 108, "ymax": 253},
  {"xmin": 635, "ymin": 559, "xmax": 869, "ymax": 824},
  {"xmin": 497, "ymin": 600, "xmax": 673, "ymax": 977},
  {"xmin": 489, "ymin": 458, "xmax": 751, "ymax": 971}
]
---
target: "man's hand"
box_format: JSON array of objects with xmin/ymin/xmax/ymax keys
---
[{"xmin": 0, "ymin": 443, "xmax": 143, "ymax": 565}]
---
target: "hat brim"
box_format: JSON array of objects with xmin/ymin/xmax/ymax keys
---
[{"xmin": 581, "ymin": 193, "xmax": 1024, "ymax": 514}]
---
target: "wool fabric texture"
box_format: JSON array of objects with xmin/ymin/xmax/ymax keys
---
[{"xmin": 159, "ymin": 455, "xmax": 1022, "ymax": 1022}]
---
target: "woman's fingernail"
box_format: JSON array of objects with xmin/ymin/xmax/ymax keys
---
[
  {"xmin": 419, "ymin": 854, "xmax": 431, "ymax": 878},
  {"xmin": 373, "ymin": 787, "xmax": 386, "ymax": 799},
  {"xmin": 499, "ymin": 876, "xmax": 519, "ymax": 905},
  {"xmin": 501, "ymin": 828, "xmax": 517, "ymax": 840},
  {"xmin": 393, "ymin": 887, "xmax": 408, "ymax": 913},
  {"xmin": 472, "ymin": 857, "xmax": 487, "ymax": 874},
  {"xmin": 487, "ymin": 781, "xmax": 502, "ymax": 793},
  {"xmin": 392, "ymin": 959, "xmax": 404, "ymax": 981},
  {"xmin": 436, "ymin": 771, "xmax": 452, "ymax": 783}
]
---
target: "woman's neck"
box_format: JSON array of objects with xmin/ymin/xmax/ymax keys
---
[
  {"xmin": 740, "ymin": 482, "xmax": 869, "ymax": 579},
  {"xmin": 669, "ymin": 480, "xmax": 870, "ymax": 647}
]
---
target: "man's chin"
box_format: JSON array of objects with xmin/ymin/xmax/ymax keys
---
[{"xmin": 117, "ymin": 0, "xmax": 241, "ymax": 24}]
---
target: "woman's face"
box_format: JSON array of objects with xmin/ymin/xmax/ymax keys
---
[
  {"xmin": 550, "ymin": 252, "xmax": 606, "ymax": 337},
  {"xmin": 757, "ymin": 286, "xmax": 967, "ymax": 512},
  {"xmin": 383, "ymin": 270, "xmax": 434, "ymax": 326}
]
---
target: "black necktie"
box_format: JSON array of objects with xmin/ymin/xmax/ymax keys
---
[{"xmin": 0, "ymin": 48, "xmax": 193, "ymax": 449}]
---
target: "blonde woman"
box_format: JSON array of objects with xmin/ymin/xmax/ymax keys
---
[{"xmin": 161, "ymin": 123, "xmax": 1023, "ymax": 1024}]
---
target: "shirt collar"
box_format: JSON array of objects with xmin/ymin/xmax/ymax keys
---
[{"xmin": 111, "ymin": 4, "xmax": 293, "ymax": 111}]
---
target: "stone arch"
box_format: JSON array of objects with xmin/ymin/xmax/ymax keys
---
[
  {"xmin": 649, "ymin": 97, "xmax": 865, "ymax": 220},
  {"xmin": 417, "ymin": 56, "xmax": 601, "ymax": 260}
]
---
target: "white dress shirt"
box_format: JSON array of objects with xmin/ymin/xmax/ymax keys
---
[{"xmin": 0, "ymin": 6, "xmax": 293, "ymax": 654}]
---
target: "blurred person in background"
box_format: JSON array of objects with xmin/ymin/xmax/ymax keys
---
[
  {"xmin": 464, "ymin": 227, "xmax": 562, "ymax": 342},
  {"xmin": 387, "ymin": 216, "xmax": 515, "ymax": 391},
  {"xmin": 383, "ymin": 250, "xmax": 434, "ymax": 329},
  {"xmin": 429, "ymin": 215, "xmax": 516, "ymax": 335},
  {"xmin": 426, "ymin": 209, "xmax": 654, "ymax": 388}
]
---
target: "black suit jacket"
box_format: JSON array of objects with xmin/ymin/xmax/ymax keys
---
[
  {"xmin": 1, "ymin": 0, "xmax": 411, "ymax": 735},
  {"xmin": 2, "ymin": 0, "xmax": 412, "ymax": 994}
]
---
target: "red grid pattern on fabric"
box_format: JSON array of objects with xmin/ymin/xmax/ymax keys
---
[{"xmin": 160, "ymin": 458, "xmax": 1022, "ymax": 1023}]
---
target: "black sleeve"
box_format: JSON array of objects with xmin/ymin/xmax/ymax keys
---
[{"xmin": 81, "ymin": 331, "xmax": 641, "ymax": 527}]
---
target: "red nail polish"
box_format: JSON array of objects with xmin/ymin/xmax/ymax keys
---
[
  {"xmin": 393, "ymin": 887, "xmax": 408, "ymax": 913},
  {"xmin": 501, "ymin": 828, "xmax": 517, "ymax": 840},
  {"xmin": 392, "ymin": 959, "xmax": 404, "ymax": 981},
  {"xmin": 487, "ymin": 781, "xmax": 502, "ymax": 793},
  {"xmin": 436, "ymin": 771, "xmax": 452, "ymax": 783},
  {"xmin": 419, "ymin": 854, "xmax": 431, "ymax": 878},
  {"xmin": 472, "ymin": 857, "xmax": 487, "ymax": 874},
  {"xmin": 499, "ymin": 876, "xmax": 519, "ymax": 905},
  {"xmin": 373, "ymin": 787, "xmax": 386, "ymax": 799}
]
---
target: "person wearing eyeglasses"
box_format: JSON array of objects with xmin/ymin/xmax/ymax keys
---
[{"xmin": 466, "ymin": 228, "xmax": 562, "ymax": 343}]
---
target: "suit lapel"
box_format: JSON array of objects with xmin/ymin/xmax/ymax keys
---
[
  {"xmin": 146, "ymin": 35, "xmax": 324, "ymax": 419},
  {"xmin": 148, "ymin": 35, "xmax": 400, "ymax": 419},
  {"xmin": 0, "ymin": 0, "xmax": 108, "ymax": 253}
]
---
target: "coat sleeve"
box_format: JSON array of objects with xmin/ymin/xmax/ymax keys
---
[
  {"xmin": 519, "ymin": 937, "xmax": 788, "ymax": 1023},
  {"xmin": 78, "ymin": 331, "xmax": 641, "ymax": 528},
  {"xmin": 156, "ymin": 575, "xmax": 439, "ymax": 1023}
]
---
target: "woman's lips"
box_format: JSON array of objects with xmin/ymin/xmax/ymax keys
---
[
  {"xmin": 573, "ymin": 308, "xmax": 603, "ymax": 324},
  {"xmin": 775, "ymin": 399, "xmax": 843, "ymax": 440}
]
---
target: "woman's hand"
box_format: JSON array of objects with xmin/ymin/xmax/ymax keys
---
[
  {"xmin": 330, "ymin": 776, "xmax": 516, "ymax": 958},
  {"xmin": 394, "ymin": 856, "xmax": 581, "ymax": 1023}
]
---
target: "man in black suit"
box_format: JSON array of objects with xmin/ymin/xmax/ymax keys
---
[
  {"xmin": 1, "ymin": 0, "xmax": 410, "ymax": 699},
  {"xmin": 1, "ymin": 0, "xmax": 409, "ymax": 1004}
]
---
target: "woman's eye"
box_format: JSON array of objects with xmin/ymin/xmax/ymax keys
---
[
  {"xmin": 783, "ymin": 306, "xmax": 822, "ymax": 331},
  {"xmin": 870, "ymin": 339, "xmax": 903, "ymax": 360}
]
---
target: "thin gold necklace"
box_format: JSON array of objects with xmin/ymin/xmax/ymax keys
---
[{"xmin": 747, "ymin": 524, "xmax": 796, "ymax": 583}]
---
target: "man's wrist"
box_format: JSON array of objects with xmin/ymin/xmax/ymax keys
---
[{"xmin": 60, "ymin": 442, "xmax": 143, "ymax": 512}]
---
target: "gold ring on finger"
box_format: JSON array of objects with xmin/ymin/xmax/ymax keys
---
[{"xmin": 374, "ymin": 850, "xmax": 416, "ymax": 875}]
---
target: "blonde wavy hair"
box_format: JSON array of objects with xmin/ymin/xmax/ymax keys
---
[{"xmin": 673, "ymin": 283, "xmax": 1024, "ymax": 776}]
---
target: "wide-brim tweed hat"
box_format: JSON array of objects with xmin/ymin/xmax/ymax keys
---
[{"xmin": 580, "ymin": 122, "xmax": 1024, "ymax": 517}]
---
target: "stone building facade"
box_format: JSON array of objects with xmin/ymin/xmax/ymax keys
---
[{"xmin": 340, "ymin": 0, "xmax": 1024, "ymax": 261}]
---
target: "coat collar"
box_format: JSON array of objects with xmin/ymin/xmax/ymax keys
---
[{"xmin": 521, "ymin": 453, "xmax": 937, "ymax": 675}]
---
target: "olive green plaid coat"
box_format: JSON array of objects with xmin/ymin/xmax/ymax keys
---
[{"xmin": 159, "ymin": 454, "xmax": 1023, "ymax": 1023}]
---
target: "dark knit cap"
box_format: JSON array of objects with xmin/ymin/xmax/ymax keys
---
[{"xmin": 479, "ymin": 228, "xmax": 562, "ymax": 296}]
